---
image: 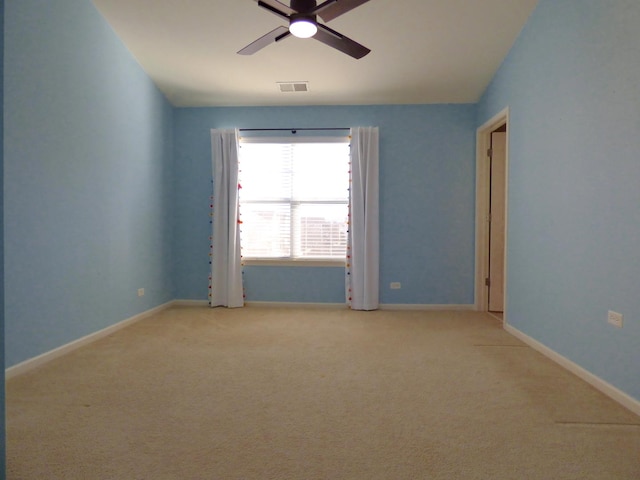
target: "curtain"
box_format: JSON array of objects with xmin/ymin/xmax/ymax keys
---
[
  {"xmin": 346, "ymin": 127, "xmax": 379, "ymax": 310},
  {"xmin": 209, "ymin": 129, "xmax": 244, "ymax": 308}
]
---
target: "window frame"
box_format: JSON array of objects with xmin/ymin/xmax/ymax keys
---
[{"xmin": 238, "ymin": 135, "xmax": 350, "ymax": 266}]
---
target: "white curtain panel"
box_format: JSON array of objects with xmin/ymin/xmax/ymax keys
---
[
  {"xmin": 346, "ymin": 127, "xmax": 380, "ymax": 310},
  {"xmin": 209, "ymin": 129, "xmax": 244, "ymax": 308}
]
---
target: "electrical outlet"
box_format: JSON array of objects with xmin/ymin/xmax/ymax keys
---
[
  {"xmin": 390, "ymin": 282, "xmax": 401, "ymax": 290},
  {"xmin": 137, "ymin": 288, "xmax": 145, "ymax": 297},
  {"xmin": 607, "ymin": 310, "xmax": 623, "ymax": 328}
]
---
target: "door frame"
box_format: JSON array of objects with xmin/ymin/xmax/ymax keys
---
[{"xmin": 475, "ymin": 107, "xmax": 510, "ymax": 320}]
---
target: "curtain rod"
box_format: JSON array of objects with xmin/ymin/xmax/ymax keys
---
[{"xmin": 239, "ymin": 127, "xmax": 350, "ymax": 134}]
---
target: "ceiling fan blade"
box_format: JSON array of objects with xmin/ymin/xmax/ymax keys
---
[
  {"xmin": 238, "ymin": 26, "xmax": 291, "ymax": 55},
  {"xmin": 256, "ymin": 0, "xmax": 295, "ymax": 18},
  {"xmin": 314, "ymin": 0, "xmax": 370, "ymax": 22},
  {"xmin": 314, "ymin": 23, "xmax": 370, "ymax": 59}
]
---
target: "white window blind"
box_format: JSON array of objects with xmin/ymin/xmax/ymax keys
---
[{"xmin": 238, "ymin": 139, "xmax": 349, "ymax": 261}]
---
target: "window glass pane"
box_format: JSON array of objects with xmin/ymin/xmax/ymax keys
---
[
  {"xmin": 292, "ymin": 144, "xmax": 350, "ymax": 201},
  {"xmin": 292, "ymin": 203, "xmax": 348, "ymax": 259},
  {"xmin": 239, "ymin": 144, "xmax": 292, "ymax": 200},
  {"xmin": 240, "ymin": 203, "xmax": 290, "ymax": 258},
  {"xmin": 238, "ymin": 139, "xmax": 349, "ymax": 260}
]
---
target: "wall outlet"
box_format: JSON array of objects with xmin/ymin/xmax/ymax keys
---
[
  {"xmin": 137, "ymin": 288, "xmax": 145, "ymax": 297},
  {"xmin": 607, "ymin": 310, "xmax": 623, "ymax": 328},
  {"xmin": 390, "ymin": 282, "xmax": 401, "ymax": 290}
]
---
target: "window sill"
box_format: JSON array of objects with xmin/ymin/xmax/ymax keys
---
[{"xmin": 242, "ymin": 259, "xmax": 345, "ymax": 267}]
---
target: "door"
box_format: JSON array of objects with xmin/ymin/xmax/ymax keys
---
[{"xmin": 488, "ymin": 130, "xmax": 506, "ymax": 312}]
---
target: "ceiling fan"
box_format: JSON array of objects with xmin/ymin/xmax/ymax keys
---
[{"xmin": 238, "ymin": 0, "xmax": 371, "ymax": 59}]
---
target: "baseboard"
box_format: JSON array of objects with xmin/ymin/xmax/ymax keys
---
[
  {"xmin": 170, "ymin": 300, "xmax": 347, "ymax": 309},
  {"xmin": 504, "ymin": 323, "xmax": 640, "ymax": 417},
  {"xmin": 6, "ymin": 301, "xmax": 174, "ymax": 380},
  {"xmin": 172, "ymin": 300, "xmax": 476, "ymax": 311},
  {"xmin": 246, "ymin": 301, "xmax": 347, "ymax": 309},
  {"xmin": 380, "ymin": 303, "xmax": 475, "ymax": 311}
]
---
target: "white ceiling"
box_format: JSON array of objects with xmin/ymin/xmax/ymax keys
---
[{"xmin": 91, "ymin": 0, "xmax": 539, "ymax": 107}]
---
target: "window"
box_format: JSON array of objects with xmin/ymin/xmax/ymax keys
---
[{"xmin": 238, "ymin": 138, "xmax": 350, "ymax": 262}]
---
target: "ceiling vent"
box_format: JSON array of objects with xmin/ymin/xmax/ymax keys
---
[{"xmin": 277, "ymin": 81, "xmax": 309, "ymax": 93}]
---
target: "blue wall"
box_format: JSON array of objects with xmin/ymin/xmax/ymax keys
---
[
  {"xmin": 173, "ymin": 105, "xmax": 477, "ymax": 305},
  {"xmin": 4, "ymin": 0, "xmax": 175, "ymax": 367},
  {"xmin": 478, "ymin": 0, "xmax": 640, "ymax": 401}
]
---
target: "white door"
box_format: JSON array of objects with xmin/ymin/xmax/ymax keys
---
[{"xmin": 488, "ymin": 131, "xmax": 506, "ymax": 312}]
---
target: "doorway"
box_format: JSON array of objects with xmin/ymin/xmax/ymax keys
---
[{"xmin": 475, "ymin": 108, "xmax": 509, "ymax": 321}]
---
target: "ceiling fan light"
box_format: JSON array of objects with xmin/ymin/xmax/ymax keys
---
[{"xmin": 289, "ymin": 17, "xmax": 317, "ymax": 38}]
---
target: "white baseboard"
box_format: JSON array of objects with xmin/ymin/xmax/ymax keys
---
[
  {"xmin": 380, "ymin": 303, "xmax": 475, "ymax": 311},
  {"xmin": 504, "ymin": 323, "xmax": 640, "ymax": 417},
  {"xmin": 169, "ymin": 300, "xmax": 347, "ymax": 309},
  {"xmin": 6, "ymin": 301, "xmax": 174, "ymax": 380},
  {"xmin": 172, "ymin": 300, "xmax": 476, "ymax": 311},
  {"xmin": 246, "ymin": 301, "xmax": 347, "ymax": 309}
]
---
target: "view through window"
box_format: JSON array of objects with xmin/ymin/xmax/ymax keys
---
[{"xmin": 238, "ymin": 139, "xmax": 350, "ymax": 261}]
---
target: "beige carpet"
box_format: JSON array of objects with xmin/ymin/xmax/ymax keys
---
[{"xmin": 6, "ymin": 306, "xmax": 640, "ymax": 479}]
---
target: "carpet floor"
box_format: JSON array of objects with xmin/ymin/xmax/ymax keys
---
[{"xmin": 6, "ymin": 306, "xmax": 640, "ymax": 479}]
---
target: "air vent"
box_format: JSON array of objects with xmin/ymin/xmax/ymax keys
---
[{"xmin": 277, "ymin": 81, "xmax": 309, "ymax": 93}]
